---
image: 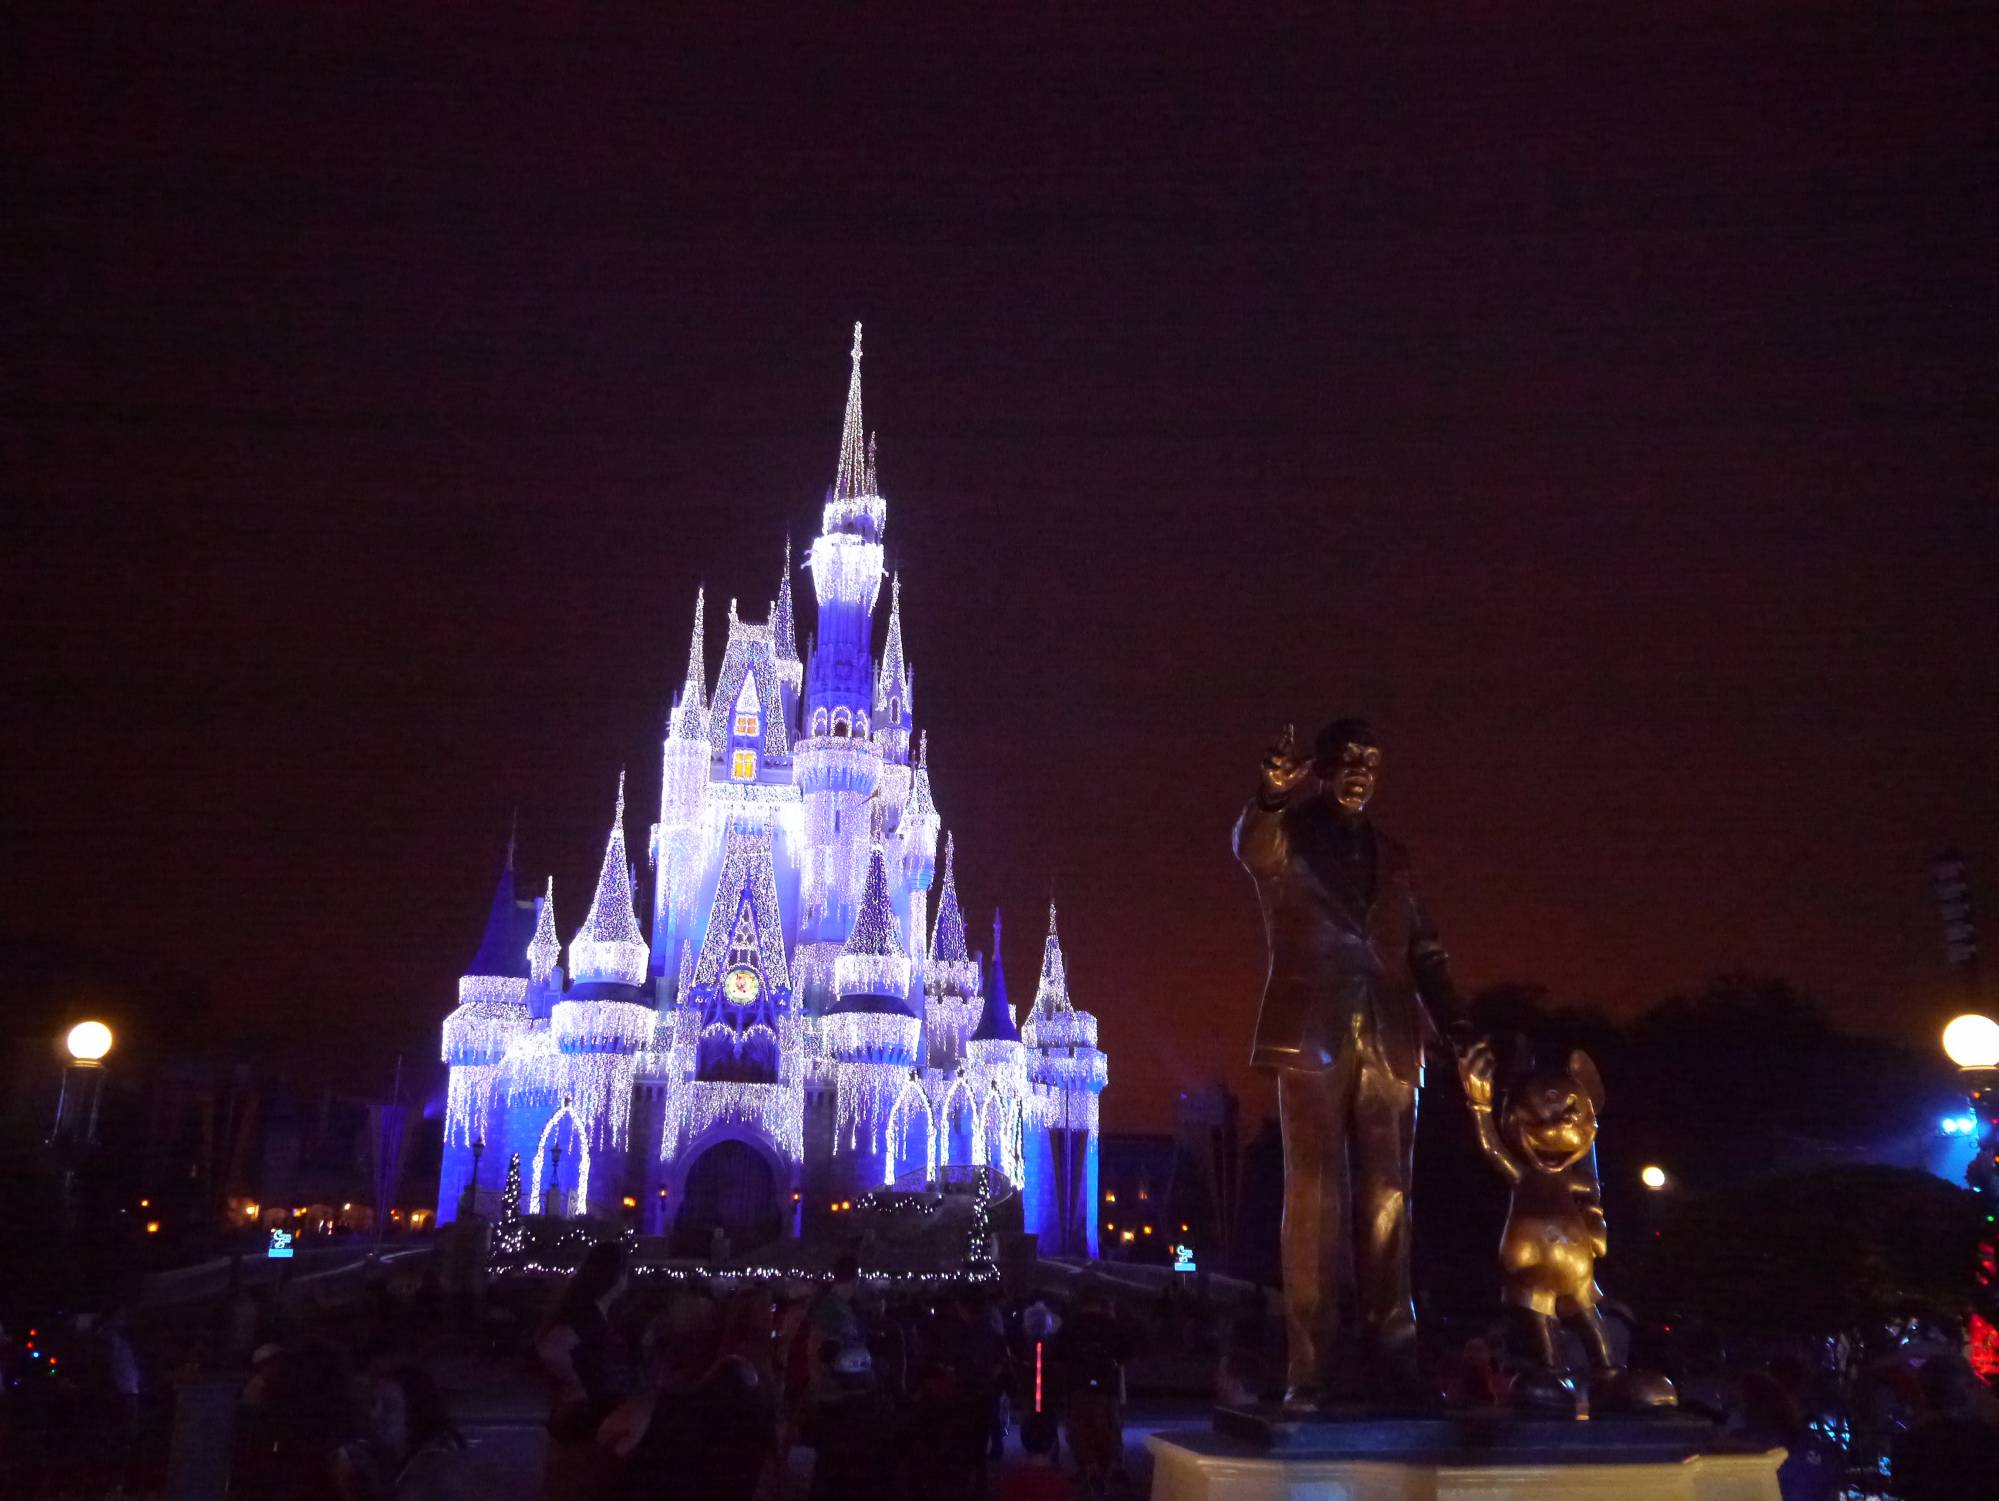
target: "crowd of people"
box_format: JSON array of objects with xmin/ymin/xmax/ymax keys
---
[
  {"xmin": 530, "ymin": 1245, "xmax": 1140, "ymax": 1501},
  {"xmin": 10, "ymin": 1244, "xmax": 1999, "ymax": 1500}
]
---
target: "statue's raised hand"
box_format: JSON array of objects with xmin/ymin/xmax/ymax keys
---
[
  {"xmin": 1260, "ymin": 723, "xmax": 1314, "ymax": 800},
  {"xmin": 1458, "ymin": 1040, "xmax": 1497, "ymax": 1111}
]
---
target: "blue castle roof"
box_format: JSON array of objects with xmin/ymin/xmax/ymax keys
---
[
  {"xmin": 467, "ymin": 840, "xmax": 535, "ymax": 978},
  {"xmin": 970, "ymin": 906, "xmax": 1019, "ymax": 1043}
]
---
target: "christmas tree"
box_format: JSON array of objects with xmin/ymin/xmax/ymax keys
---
[
  {"xmin": 965, "ymin": 1166, "xmax": 995, "ymax": 1274},
  {"xmin": 501, "ymin": 1151, "xmax": 522, "ymax": 1223}
]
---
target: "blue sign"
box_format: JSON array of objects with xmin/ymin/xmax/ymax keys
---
[
  {"xmin": 1171, "ymin": 1244, "xmax": 1196, "ymax": 1274},
  {"xmin": 267, "ymin": 1228, "xmax": 295, "ymax": 1260}
]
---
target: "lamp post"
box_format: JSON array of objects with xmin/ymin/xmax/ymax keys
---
[
  {"xmin": 52, "ymin": 1020, "xmax": 114, "ymax": 1146},
  {"xmin": 466, "ymin": 1136, "xmax": 486, "ymax": 1218},
  {"xmin": 51, "ymin": 1020, "xmax": 114, "ymax": 1237},
  {"xmin": 1942, "ymin": 1013, "xmax": 1999, "ymax": 1377},
  {"xmin": 1943, "ymin": 1015, "xmax": 1999, "ymax": 1188}
]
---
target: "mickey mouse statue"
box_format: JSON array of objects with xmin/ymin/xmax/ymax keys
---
[{"xmin": 1459, "ymin": 1040, "xmax": 1676, "ymax": 1417}]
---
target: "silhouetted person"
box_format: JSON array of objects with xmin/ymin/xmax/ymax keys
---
[
  {"xmin": 1734, "ymin": 1369, "xmax": 1840, "ymax": 1501},
  {"xmin": 1891, "ymin": 1354, "xmax": 1999, "ymax": 1501},
  {"xmin": 1050, "ymin": 1285, "xmax": 1132, "ymax": 1493},
  {"xmin": 599, "ymin": 1292, "xmax": 774, "ymax": 1501},
  {"xmin": 536, "ymin": 1240, "xmax": 628, "ymax": 1499}
]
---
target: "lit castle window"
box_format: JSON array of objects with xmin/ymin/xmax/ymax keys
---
[{"xmin": 732, "ymin": 749, "xmax": 757, "ymax": 781}]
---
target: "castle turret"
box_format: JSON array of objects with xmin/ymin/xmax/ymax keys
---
[
  {"xmin": 923, "ymin": 833, "xmax": 977, "ymax": 1071},
  {"xmin": 965, "ymin": 906, "xmax": 1028, "ymax": 1187},
  {"xmin": 552, "ymin": 774, "xmax": 656, "ymax": 1163},
  {"xmin": 804, "ymin": 324, "xmax": 887, "ymax": 737},
  {"xmin": 653, "ymin": 590, "xmax": 712, "ymax": 983},
  {"xmin": 1021, "ymin": 902, "xmax": 1106, "ymax": 1256},
  {"xmin": 438, "ymin": 834, "xmax": 534, "ymax": 1221},
  {"xmin": 824, "ymin": 844, "xmax": 921, "ymax": 1188},
  {"xmin": 796, "ymin": 325, "xmax": 886, "ymax": 967},
  {"xmin": 874, "ymin": 575, "xmax": 913, "ymax": 814},
  {"xmin": 526, "ymin": 878, "xmax": 562, "ymax": 1014}
]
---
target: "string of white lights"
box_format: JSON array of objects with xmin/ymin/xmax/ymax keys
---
[
  {"xmin": 444, "ymin": 1065, "xmax": 500, "ymax": 1146},
  {"xmin": 670, "ymin": 1080, "xmax": 805, "ymax": 1164},
  {"xmin": 528, "ymin": 880, "xmax": 562, "ymax": 986},
  {"xmin": 552, "ymin": 998, "xmax": 656, "ymax": 1055},
  {"xmin": 885, "ymin": 1076, "xmax": 935, "ymax": 1185},
  {"xmin": 570, "ymin": 772, "xmax": 650, "ymax": 987},
  {"xmin": 836, "ymin": 1060, "xmax": 908, "ymax": 1153}
]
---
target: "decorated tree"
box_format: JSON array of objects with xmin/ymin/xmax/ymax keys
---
[
  {"xmin": 965, "ymin": 1166, "xmax": 996, "ymax": 1275},
  {"xmin": 501, "ymin": 1151, "xmax": 522, "ymax": 1224}
]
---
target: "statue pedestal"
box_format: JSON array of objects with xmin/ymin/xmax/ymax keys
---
[{"xmin": 1149, "ymin": 1413, "xmax": 1783, "ymax": 1501}]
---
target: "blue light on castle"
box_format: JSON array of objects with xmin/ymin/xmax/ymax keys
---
[{"xmin": 436, "ymin": 327, "xmax": 1105, "ymax": 1257}]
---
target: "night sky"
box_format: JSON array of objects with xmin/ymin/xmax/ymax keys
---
[{"xmin": 7, "ymin": 5, "xmax": 1996, "ymax": 1131}]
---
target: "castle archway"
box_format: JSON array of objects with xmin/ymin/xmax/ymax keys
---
[{"xmin": 674, "ymin": 1136, "xmax": 781, "ymax": 1257}]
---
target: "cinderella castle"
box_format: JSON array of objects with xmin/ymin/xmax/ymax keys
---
[{"xmin": 435, "ymin": 328, "xmax": 1105, "ymax": 1257}]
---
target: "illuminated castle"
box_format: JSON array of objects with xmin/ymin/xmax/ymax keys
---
[{"xmin": 436, "ymin": 327, "xmax": 1105, "ymax": 1257}]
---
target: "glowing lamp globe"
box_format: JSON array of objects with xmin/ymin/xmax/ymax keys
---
[
  {"xmin": 1640, "ymin": 1164, "xmax": 1668, "ymax": 1190},
  {"xmin": 1942, "ymin": 1014, "xmax": 1999, "ymax": 1070},
  {"xmin": 65, "ymin": 1020, "xmax": 113, "ymax": 1063}
]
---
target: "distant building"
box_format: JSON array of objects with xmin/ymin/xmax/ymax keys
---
[{"xmin": 1098, "ymin": 1084, "xmax": 1240, "ymax": 1264}]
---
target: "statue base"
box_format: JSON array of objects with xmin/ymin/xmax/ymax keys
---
[{"xmin": 1149, "ymin": 1411, "xmax": 1782, "ymax": 1500}]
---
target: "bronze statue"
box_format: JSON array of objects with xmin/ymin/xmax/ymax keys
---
[
  {"xmin": 1233, "ymin": 718, "xmax": 1468, "ymax": 1409},
  {"xmin": 1459, "ymin": 1041, "xmax": 1676, "ymax": 1413}
]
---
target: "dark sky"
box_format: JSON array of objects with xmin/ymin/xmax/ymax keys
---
[{"xmin": 6, "ymin": 4, "xmax": 1996, "ymax": 1131}]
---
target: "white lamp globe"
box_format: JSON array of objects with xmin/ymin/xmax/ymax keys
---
[
  {"xmin": 65, "ymin": 1019, "xmax": 114, "ymax": 1063},
  {"xmin": 1640, "ymin": 1164, "xmax": 1668, "ymax": 1190},
  {"xmin": 1942, "ymin": 1014, "xmax": 1999, "ymax": 1070}
]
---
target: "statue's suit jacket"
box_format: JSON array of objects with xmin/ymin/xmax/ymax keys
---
[{"xmin": 1233, "ymin": 790, "xmax": 1457, "ymax": 1085}]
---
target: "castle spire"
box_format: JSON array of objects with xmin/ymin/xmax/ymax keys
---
[
  {"xmin": 467, "ymin": 824, "xmax": 524, "ymax": 977},
  {"xmin": 1033, "ymin": 901, "xmax": 1070, "ymax": 1015},
  {"xmin": 832, "ymin": 842, "xmax": 915, "ymax": 1007},
  {"xmin": 773, "ymin": 536, "xmax": 799, "ymax": 666},
  {"xmin": 834, "ymin": 322, "xmax": 872, "ymax": 501},
  {"xmin": 527, "ymin": 877, "xmax": 560, "ymax": 985},
  {"xmin": 905, "ymin": 731, "xmax": 937, "ymax": 825},
  {"xmin": 970, "ymin": 906, "xmax": 1020, "ymax": 1043},
  {"xmin": 877, "ymin": 573, "xmax": 909, "ymax": 715},
  {"xmin": 679, "ymin": 588, "xmax": 707, "ymax": 715},
  {"xmin": 570, "ymin": 770, "xmax": 650, "ymax": 988},
  {"xmin": 932, "ymin": 833, "xmax": 968, "ymax": 963},
  {"xmin": 845, "ymin": 844, "xmax": 904, "ymax": 960}
]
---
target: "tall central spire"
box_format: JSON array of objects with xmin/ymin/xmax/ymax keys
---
[{"xmin": 834, "ymin": 322, "xmax": 872, "ymax": 501}]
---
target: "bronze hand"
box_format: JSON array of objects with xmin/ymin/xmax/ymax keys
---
[
  {"xmin": 1458, "ymin": 1041, "xmax": 1497, "ymax": 1111},
  {"xmin": 1261, "ymin": 722, "xmax": 1314, "ymax": 799}
]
